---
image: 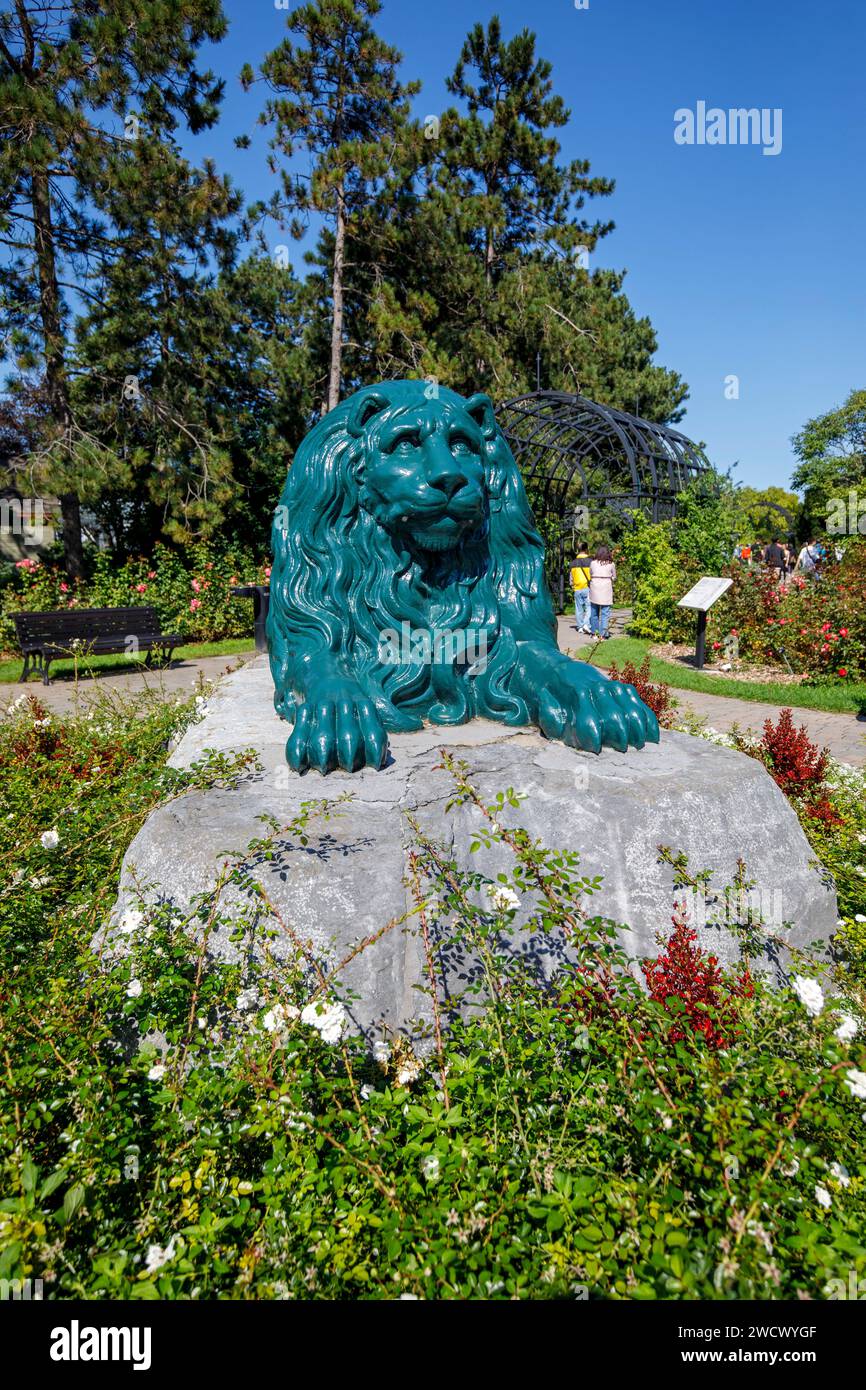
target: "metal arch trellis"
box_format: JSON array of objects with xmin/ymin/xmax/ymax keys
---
[{"xmin": 496, "ymin": 390, "xmax": 713, "ymax": 524}]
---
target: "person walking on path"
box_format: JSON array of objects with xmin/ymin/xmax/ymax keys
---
[
  {"xmin": 589, "ymin": 545, "xmax": 616, "ymax": 639},
  {"xmin": 763, "ymin": 536, "xmax": 786, "ymax": 583},
  {"xmin": 570, "ymin": 546, "xmax": 592, "ymax": 634},
  {"xmin": 795, "ymin": 539, "xmax": 821, "ymax": 577}
]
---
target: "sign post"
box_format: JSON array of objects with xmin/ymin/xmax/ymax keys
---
[{"xmin": 676, "ymin": 577, "xmax": 733, "ymax": 669}]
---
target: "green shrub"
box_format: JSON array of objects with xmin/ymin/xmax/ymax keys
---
[
  {"xmin": 617, "ymin": 515, "xmax": 699, "ymax": 642},
  {"xmin": 1, "ymin": 696, "xmax": 864, "ymax": 1300}
]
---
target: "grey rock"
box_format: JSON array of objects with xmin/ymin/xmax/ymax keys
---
[{"xmin": 99, "ymin": 658, "xmax": 837, "ymax": 1039}]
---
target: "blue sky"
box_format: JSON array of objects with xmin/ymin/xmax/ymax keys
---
[{"xmin": 187, "ymin": 0, "xmax": 865, "ymax": 491}]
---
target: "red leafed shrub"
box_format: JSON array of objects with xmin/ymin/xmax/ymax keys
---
[
  {"xmin": 760, "ymin": 708, "xmax": 828, "ymax": 794},
  {"xmin": 755, "ymin": 708, "xmax": 842, "ymax": 824},
  {"xmin": 607, "ymin": 655, "xmax": 675, "ymax": 728},
  {"xmin": 642, "ymin": 905, "xmax": 754, "ymax": 1050}
]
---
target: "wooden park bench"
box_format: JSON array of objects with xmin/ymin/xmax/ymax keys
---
[{"xmin": 11, "ymin": 606, "xmax": 184, "ymax": 686}]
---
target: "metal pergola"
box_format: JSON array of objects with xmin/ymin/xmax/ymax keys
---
[{"xmin": 497, "ymin": 390, "xmax": 713, "ymax": 523}]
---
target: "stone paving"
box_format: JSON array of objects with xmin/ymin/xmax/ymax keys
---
[{"xmin": 0, "ymin": 651, "xmax": 257, "ymax": 717}]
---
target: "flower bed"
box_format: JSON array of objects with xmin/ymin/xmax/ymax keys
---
[
  {"xmin": 1, "ymin": 543, "xmax": 270, "ymax": 652},
  {"xmin": 0, "ymin": 688, "xmax": 864, "ymax": 1300},
  {"xmin": 707, "ymin": 541, "xmax": 866, "ymax": 680}
]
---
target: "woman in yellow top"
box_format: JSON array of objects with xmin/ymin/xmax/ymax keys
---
[{"xmin": 570, "ymin": 547, "xmax": 592, "ymax": 634}]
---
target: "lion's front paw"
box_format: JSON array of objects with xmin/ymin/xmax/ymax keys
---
[
  {"xmin": 534, "ymin": 661, "xmax": 660, "ymax": 754},
  {"xmin": 286, "ymin": 680, "xmax": 388, "ymax": 774}
]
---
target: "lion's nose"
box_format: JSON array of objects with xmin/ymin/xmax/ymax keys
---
[{"xmin": 426, "ymin": 451, "xmax": 467, "ymax": 499}]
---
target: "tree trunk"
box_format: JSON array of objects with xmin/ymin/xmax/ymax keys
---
[
  {"xmin": 326, "ymin": 182, "xmax": 346, "ymax": 413},
  {"xmin": 59, "ymin": 493, "xmax": 85, "ymax": 574},
  {"xmin": 30, "ymin": 166, "xmax": 84, "ymax": 579}
]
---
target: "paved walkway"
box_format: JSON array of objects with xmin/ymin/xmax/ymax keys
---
[
  {"xmin": 556, "ymin": 613, "xmax": 866, "ymax": 766},
  {"xmin": 0, "ymin": 650, "xmax": 257, "ymax": 717},
  {"xmin": 663, "ymin": 688, "xmax": 866, "ymax": 764}
]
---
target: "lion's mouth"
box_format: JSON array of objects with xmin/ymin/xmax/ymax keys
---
[
  {"xmin": 401, "ymin": 496, "xmax": 484, "ymax": 548},
  {"xmin": 406, "ymin": 514, "xmax": 472, "ymax": 550}
]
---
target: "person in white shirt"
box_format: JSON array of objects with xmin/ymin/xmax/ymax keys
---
[{"xmin": 795, "ymin": 541, "xmax": 820, "ymax": 576}]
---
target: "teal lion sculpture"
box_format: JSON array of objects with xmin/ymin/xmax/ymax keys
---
[{"xmin": 267, "ymin": 380, "xmax": 660, "ymax": 774}]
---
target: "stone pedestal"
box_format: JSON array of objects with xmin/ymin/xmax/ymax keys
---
[{"xmin": 100, "ymin": 658, "xmax": 837, "ymax": 1037}]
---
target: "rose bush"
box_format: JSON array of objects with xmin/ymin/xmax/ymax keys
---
[
  {"xmin": 1, "ymin": 543, "xmax": 271, "ymax": 651},
  {"xmin": 708, "ymin": 540, "xmax": 866, "ymax": 679}
]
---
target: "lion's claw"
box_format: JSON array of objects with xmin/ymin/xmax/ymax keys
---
[
  {"xmin": 533, "ymin": 661, "xmax": 659, "ymax": 755},
  {"xmin": 286, "ymin": 686, "xmax": 388, "ymax": 774}
]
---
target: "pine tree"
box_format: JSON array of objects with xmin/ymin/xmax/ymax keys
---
[
  {"xmin": 243, "ymin": 0, "xmax": 418, "ymax": 412},
  {"xmin": 0, "ymin": 1, "xmax": 232, "ymax": 575},
  {"xmin": 310, "ymin": 17, "xmax": 687, "ymax": 422},
  {"xmin": 443, "ymin": 17, "xmax": 614, "ymax": 285},
  {"xmin": 71, "ymin": 133, "xmax": 242, "ymax": 552}
]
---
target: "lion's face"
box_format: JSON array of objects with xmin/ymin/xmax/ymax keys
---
[{"xmin": 356, "ymin": 397, "xmax": 488, "ymax": 553}]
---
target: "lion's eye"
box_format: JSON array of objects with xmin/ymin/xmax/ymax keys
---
[
  {"xmin": 393, "ymin": 435, "xmax": 420, "ymax": 453},
  {"xmin": 450, "ymin": 437, "xmax": 472, "ymax": 453}
]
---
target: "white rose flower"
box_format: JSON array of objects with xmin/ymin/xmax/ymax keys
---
[
  {"xmin": 40, "ymin": 828, "xmax": 59, "ymax": 850},
  {"xmin": 127, "ymin": 979, "xmax": 143, "ymax": 999},
  {"xmin": 855, "ymin": 914, "xmax": 866, "ymax": 923},
  {"xmin": 815, "ymin": 1184, "xmax": 832, "ymax": 1210},
  {"xmin": 835, "ymin": 1012, "xmax": 858, "ymax": 1043},
  {"xmin": 485, "ymin": 883, "xmax": 520, "ymax": 914},
  {"xmin": 396, "ymin": 1056, "xmax": 422, "ymax": 1086},
  {"xmin": 420, "ymin": 1154, "xmax": 440, "ymax": 1181},
  {"xmin": 829, "ymin": 1161, "xmax": 851, "ymax": 1188},
  {"xmin": 372, "ymin": 1039, "xmax": 390, "ymax": 1067},
  {"xmin": 791, "ymin": 974, "xmax": 824, "ymax": 1017},
  {"xmin": 261, "ymin": 1002, "xmax": 300, "ymax": 1041},
  {"xmin": 119, "ymin": 908, "xmax": 144, "ymax": 936},
  {"xmin": 780, "ymin": 1158, "xmax": 799, "ymax": 1177},
  {"xmin": 147, "ymin": 1063, "xmax": 166, "ymax": 1081},
  {"xmin": 236, "ymin": 987, "xmax": 259, "ymax": 1012},
  {"xmin": 144, "ymin": 1236, "xmax": 178, "ymax": 1273},
  {"xmin": 844, "ymin": 1068, "xmax": 866, "ymax": 1101},
  {"xmin": 301, "ymin": 999, "xmax": 347, "ymax": 1045}
]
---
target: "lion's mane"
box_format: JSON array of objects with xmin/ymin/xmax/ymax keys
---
[{"xmin": 267, "ymin": 381, "xmax": 558, "ymax": 732}]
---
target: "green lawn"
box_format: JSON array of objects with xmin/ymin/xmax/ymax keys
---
[
  {"xmin": 573, "ymin": 636, "xmax": 866, "ymax": 715},
  {"xmin": 0, "ymin": 637, "xmax": 256, "ymax": 684}
]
